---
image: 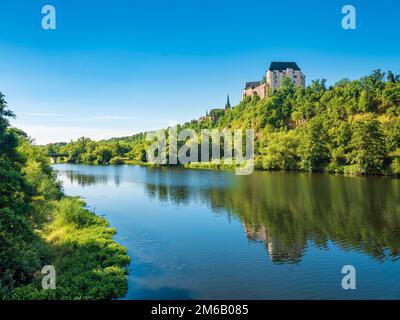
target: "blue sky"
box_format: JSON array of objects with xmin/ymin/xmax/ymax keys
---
[{"xmin": 0, "ymin": 0, "xmax": 399, "ymax": 144}]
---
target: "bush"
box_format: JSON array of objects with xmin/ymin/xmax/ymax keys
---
[
  {"xmin": 11, "ymin": 198, "xmax": 130, "ymax": 300},
  {"xmin": 56, "ymin": 198, "xmax": 97, "ymax": 227},
  {"xmin": 260, "ymin": 131, "xmax": 299, "ymax": 170},
  {"xmin": 325, "ymin": 161, "xmax": 344, "ymax": 174},
  {"xmin": 390, "ymin": 158, "xmax": 400, "ymax": 176},
  {"xmin": 110, "ymin": 156, "xmax": 125, "ymax": 165}
]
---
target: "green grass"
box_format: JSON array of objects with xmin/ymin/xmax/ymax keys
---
[{"xmin": 11, "ymin": 198, "xmax": 130, "ymax": 300}]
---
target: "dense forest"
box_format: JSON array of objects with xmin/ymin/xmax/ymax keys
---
[
  {"xmin": 0, "ymin": 93, "xmax": 130, "ymax": 299},
  {"xmin": 46, "ymin": 70, "xmax": 400, "ymax": 176}
]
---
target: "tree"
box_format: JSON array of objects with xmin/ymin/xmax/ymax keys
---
[
  {"xmin": 0, "ymin": 93, "xmax": 42, "ymax": 297},
  {"xmin": 387, "ymin": 71, "xmax": 400, "ymax": 83},
  {"xmin": 370, "ymin": 69, "xmax": 386, "ymax": 89},
  {"xmin": 383, "ymin": 117, "xmax": 400, "ymax": 153},
  {"xmin": 358, "ymin": 89, "xmax": 375, "ymax": 112},
  {"xmin": 260, "ymin": 131, "xmax": 299, "ymax": 170},
  {"xmin": 93, "ymin": 146, "xmax": 113, "ymax": 164},
  {"xmin": 298, "ymin": 117, "xmax": 330, "ymax": 171},
  {"xmin": 348, "ymin": 117, "xmax": 386, "ymax": 174},
  {"xmin": 381, "ymin": 83, "xmax": 400, "ymax": 114}
]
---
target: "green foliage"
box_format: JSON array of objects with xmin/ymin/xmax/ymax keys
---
[
  {"xmin": 56, "ymin": 197, "xmax": 96, "ymax": 227},
  {"xmin": 0, "ymin": 207, "xmax": 44, "ymax": 298},
  {"xmin": 45, "ymin": 70, "xmax": 400, "ymax": 176},
  {"xmin": 11, "ymin": 198, "xmax": 130, "ymax": 300},
  {"xmin": 259, "ymin": 130, "xmax": 299, "ymax": 170},
  {"xmin": 390, "ymin": 158, "xmax": 400, "ymax": 176},
  {"xmin": 348, "ymin": 116, "xmax": 386, "ymax": 174},
  {"xmin": 0, "ymin": 92, "xmax": 129, "ymax": 299},
  {"xmin": 110, "ymin": 156, "xmax": 126, "ymax": 165},
  {"xmin": 383, "ymin": 117, "xmax": 400, "ymax": 152},
  {"xmin": 298, "ymin": 117, "xmax": 330, "ymax": 171},
  {"xmin": 0, "ymin": 92, "xmax": 42, "ymax": 297}
]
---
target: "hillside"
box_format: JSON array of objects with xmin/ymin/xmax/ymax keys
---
[{"xmin": 45, "ymin": 70, "xmax": 400, "ymax": 176}]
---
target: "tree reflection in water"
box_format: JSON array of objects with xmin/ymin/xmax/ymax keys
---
[
  {"xmin": 141, "ymin": 169, "xmax": 400, "ymax": 264},
  {"xmin": 61, "ymin": 170, "xmax": 110, "ymax": 187},
  {"xmin": 61, "ymin": 166, "xmax": 400, "ymax": 264}
]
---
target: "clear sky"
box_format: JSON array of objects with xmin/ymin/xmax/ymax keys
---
[{"xmin": 0, "ymin": 0, "xmax": 399, "ymax": 144}]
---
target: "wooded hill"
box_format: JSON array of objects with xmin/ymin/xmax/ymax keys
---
[{"xmin": 46, "ymin": 70, "xmax": 400, "ymax": 176}]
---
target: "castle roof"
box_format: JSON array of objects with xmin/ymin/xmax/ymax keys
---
[
  {"xmin": 244, "ymin": 81, "xmax": 261, "ymax": 89},
  {"xmin": 269, "ymin": 62, "xmax": 300, "ymax": 71}
]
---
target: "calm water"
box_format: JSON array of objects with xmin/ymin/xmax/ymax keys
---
[{"xmin": 54, "ymin": 164, "xmax": 400, "ymax": 299}]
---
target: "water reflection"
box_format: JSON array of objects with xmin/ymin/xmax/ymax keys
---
[
  {"xmin": 58, "ymin": 167, "xmax": 123, "ymax": 187},
  {"xmin": 59, "ymin": 170, "xmax": 109, "ymax": 186},
  {"xmin": 60, "ymin": 166, "xmax": 400, "ymax": 264}
]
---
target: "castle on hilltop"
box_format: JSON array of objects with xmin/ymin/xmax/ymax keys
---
[
  {"xmin": 242, "ymin": 62, "xmax": 305, "ymax": 100},
  {"xmin": 197, "ymin": 62, "xmax": 305, "ymax": 124}
]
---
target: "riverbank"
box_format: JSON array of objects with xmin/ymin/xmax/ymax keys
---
[
  {"xmin": 53, "ymin": 157, "xmax": 400, "ymax": 178},
  {"xmin": 1, "ymin": 94, "xmax": 130, "ymax": 300},
  {"xmin": 10, "ymin": 197, "xmax": 130, "ymax": 300}
]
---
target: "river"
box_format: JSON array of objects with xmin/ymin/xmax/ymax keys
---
[{"xmin": 54, "ymin": 163, "xmax": 400, "ymax": 299}]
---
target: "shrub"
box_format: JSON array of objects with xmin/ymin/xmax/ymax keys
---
[
  {"xmin": 390, "ymin": 158, "xmax": 400, "ymax": 176},
  {"xmin": 11, "ymin": 198, "xmax": 130, "ymax": 300},
  {"xmin": 110, "ymin": 156, "xmax": 125, "ymax": 165}
]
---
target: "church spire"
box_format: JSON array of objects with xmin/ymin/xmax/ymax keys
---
[{"xmin": 225, "ymin": 94, "xmax": 231, "ymax": 110}]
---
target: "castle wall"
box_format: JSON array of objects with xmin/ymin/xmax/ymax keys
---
[
  {"xmin": 267, "ymin": 69, "xmax": 305, "ymax": 90},
  {"xmin": 242, "ymin": 83, "xmax": 268, "ymax": 100}
]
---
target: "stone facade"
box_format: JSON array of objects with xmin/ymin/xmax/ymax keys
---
[
  {"xmin": 242, "ymin": 62, "xmax": 305, "ymax": 100},
  {"xmin": 242, "ymin": 81, "xmax": 269, "ymax": 100}
]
